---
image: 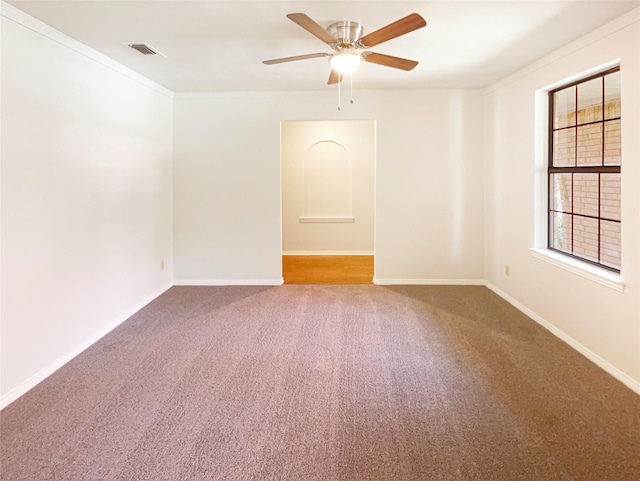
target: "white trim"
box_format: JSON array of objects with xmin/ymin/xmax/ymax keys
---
[
  {"xmin": 374, "ymin": 278, "xmax": 485, "ymax": 286},
  {"xmin": 299, "ymin": 217, "xmax": 354, "ymax": 223},
  {"xmin": 174, "ymin": 89, "xmax": 484, "ymax": 99},
  {"xmin": 484, "ymin": 281, "xmax": 640, "ymax": 396},
  {"xmin": 484, "ymin": 7, "xmax": 640, "ymax": 94},
  {"xmin": 3, "ymin": 277, "xmax": 637, "ymax": 408},
  {"xmin": 0, "ymin": 283, "xmax": 173, "ymax": 410},
  {"xmin": 530, "ymin": 248, "xmax": 625, "ymax": 293},
  {"xmin": 173, "ymin": 279, "xmax": 284, "ymax": 286},
  {"xmin": 539, "ymin": 60, "xmax": 621, "ymax": 94},
  {"xmin": 282, "ymin": 251, "xmax": 374, "ymax": 256},
  {"xmin": 1, "ymin": 2, "xmax": 173, "ymax": 98}
]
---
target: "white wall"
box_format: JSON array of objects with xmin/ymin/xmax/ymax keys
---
[
  {"xmin": 2, "ymin": 2, "xmax": 637, "ymax": 411},
  {"xmin": 173, "ymin": 90, "xmax": 485, "ymax": 284},
  {"xmin": 484, "ymin": 10, "xmax": 640, "ymax": 389},
  {"xmin": 1, "ymin": 14, "xmax": 174, "ymax": 405},
  {"xmin": 282, "ymin": 120, "xmax": 374, "ymax": 254}
]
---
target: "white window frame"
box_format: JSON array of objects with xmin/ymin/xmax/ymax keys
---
[{"xmin": 532, "ymin": 62, "xmax": 625, "ymax": 293}]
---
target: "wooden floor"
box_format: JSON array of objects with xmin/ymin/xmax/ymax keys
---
[{"xmin": 282, "ymin": 255, "xmax": 374, "ymax": 284}]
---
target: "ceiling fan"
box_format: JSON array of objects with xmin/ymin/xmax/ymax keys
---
[{"xmin": 263, "ymin": 13, "xmax": 427, "ymax": 84}]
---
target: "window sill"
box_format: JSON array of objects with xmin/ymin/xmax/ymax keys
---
[
  {"xmin": 299, "ymin": 217, "xmax": 354, "ymax": 223},
  {"xmin": 529, "ymin": 248, "xmax": 624, "ymax": 292}
]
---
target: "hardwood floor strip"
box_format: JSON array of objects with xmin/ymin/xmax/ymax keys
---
[{"xmin": 283, "ymin": 255, "xmax": 374, "ymax": 284}]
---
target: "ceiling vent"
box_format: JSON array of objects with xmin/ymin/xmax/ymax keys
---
[{"xmin": 127, "ymin": 43, "xmax": 165, "ymax": 57}]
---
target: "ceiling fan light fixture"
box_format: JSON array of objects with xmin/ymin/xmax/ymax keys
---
[{"xmin": 330, "ymin": 48, "xmax": 361, "ymax": 74}]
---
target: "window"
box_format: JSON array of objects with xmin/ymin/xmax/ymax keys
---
[{"xmin": 548, "ymin": 67, "xmax": 621, "ymax": 272}]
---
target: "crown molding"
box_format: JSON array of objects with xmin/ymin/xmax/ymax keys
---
[
  {"xmin": 173, "ymin": 88, "xmax": 483, "ymax": 99},
  {"xmin": 1, "ymin": 1, "xmax": 173, "ymax": 98},
  {"xmin": 484, "ymin": 7, "xmax": 640, "ymax": 95}
]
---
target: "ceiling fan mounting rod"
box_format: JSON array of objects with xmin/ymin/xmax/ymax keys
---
[{"xmin": 326, "ymin": 21, "xmax": 363, "ymax": 46}]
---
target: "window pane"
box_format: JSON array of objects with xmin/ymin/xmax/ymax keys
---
[
  {"xmin": 548, "ymin": 68, "xmax": 621, "ymax": 272},
  {"xmin": 553, "ymin": 128, "xmax": 575, "ymax": 166},
  {"xmin": 573, "ymin": 216, "xmax": 599, "ymax": 262},
  {"xmin": 604, "ymin": 119, "xmax": 621, "ymax": 166},
  {"xmin": 554, "ymin": 86, "xmax": 576, "ymax": 128},
  {"xmin": 550, "ymin": 173, "xmax": 572, "ymax": 213},
  {"xmin": 600, "ymin": 220, "xmax": 621, "ymax": 269},
  {"xmin": 577, "ymin": 77, "xmax": 603, "ymax": 123},
  {"xmin": 600, "ymin": 174, "xmax": 621, "ymax": 221},
  {"xmin": 574, "ymin": 174, "xmax": 598, "ymax": 217},
  {"xmin": 551, "ymin": 212, "xmax": 572, "ymax": 253},
  {"xmin": 576, "ymin": 124, "xmax": 602, "ymax": 166},
  {"xmin": 604, "ymin": 71, "xmax": 621, "ymax": 120}
]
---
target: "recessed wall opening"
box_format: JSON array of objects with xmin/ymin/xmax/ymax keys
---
[{"xmin": 281, "ymin": 119, "xmax": 376, "ymax": 284}]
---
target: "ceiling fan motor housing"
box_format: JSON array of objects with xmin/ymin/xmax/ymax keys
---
[{"xmin": 327, "ymin": 21, "xmax": 363, "ymax": 46}]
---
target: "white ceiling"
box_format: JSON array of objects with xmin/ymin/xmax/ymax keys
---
[{"xmin": 6, "ymin": 0, "xmax": 639, "ymax": 92}]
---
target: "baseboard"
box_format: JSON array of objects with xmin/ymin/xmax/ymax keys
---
[
  {"xmin": 5, "ymin": 278, "xmax": 636, "ymax": 408},
  {"xmin": 374, "ymin": 278, "xmax": 485, "ymax": 286},
  {"xmin": 173, "ymin": 279, "xmax": 284, "ymax": 286},
  {"xmin": 484, "ymin": 281, "xmax": 640, "ymax": 396},
  {"xmin": 282, "ymin": 251, "xmax": 374, "ymax": 256},
  {"xmin": 1, "ymin": 282, "xmax": 173, "ymax": 410}
]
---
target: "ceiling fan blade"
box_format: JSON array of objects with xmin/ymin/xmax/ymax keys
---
[
  {"xmin": 263, "ymin": 52, "xmax": 330, "ymax": 65},
  {"xmin": 358, "ymin": 13, "xmax": 426, "ymax": 48},
  {"xmin": 363, "ymin": 52, "xmax": 419, "ymax": 71},
  {"xmin": 328, "ymin": 70, "xmax": 343, "ymax": 85},
  {"xmin": 287, "ymin": 13, "xmax": 338, "ymax": 45}
]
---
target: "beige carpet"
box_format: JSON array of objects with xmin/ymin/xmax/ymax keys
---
[{"xmin": 1, "ymin": 285, "xmax": 639, "ymax": 480}]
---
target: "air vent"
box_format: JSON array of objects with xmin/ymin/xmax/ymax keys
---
[{"xmin": 128, "ymin": 43, "xmax": 164, "ymax": 56}]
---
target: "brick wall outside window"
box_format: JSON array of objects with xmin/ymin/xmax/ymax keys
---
[{"xmin": 549, "ymin": 68, "xmax": 621, "ymax": 271}]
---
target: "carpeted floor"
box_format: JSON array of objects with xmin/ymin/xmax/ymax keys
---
[{"xmin": 1, "ymin": 285, "xmax": 639, "ymax": 480}]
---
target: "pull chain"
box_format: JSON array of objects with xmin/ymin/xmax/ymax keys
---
[
  {"xmin": 350, "ymin": 73, "xmax": 354, "ymax": 105},
  {"xmin": 337, "ymin": 73, "xmax": 354, "ymax": 110}
]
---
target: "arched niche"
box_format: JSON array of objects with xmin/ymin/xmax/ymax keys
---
[{"xmin": 302, "ymin": 140, "xmax": 353, "ymax": 221}]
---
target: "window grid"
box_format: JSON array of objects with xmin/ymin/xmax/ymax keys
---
[{"xmin": 548, "ymin": 67, "xmax": 621, "ymax": 272}]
